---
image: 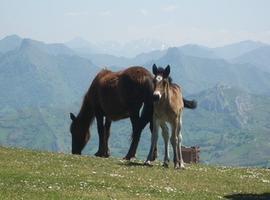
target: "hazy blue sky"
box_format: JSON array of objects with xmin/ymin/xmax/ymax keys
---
[{"xmin": 1, "ymin": 0, "xmax": 270, "ymax": 46}]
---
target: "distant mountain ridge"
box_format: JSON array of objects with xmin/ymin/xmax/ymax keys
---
[
  {"xmin": 0, "ymin": 34, "xmax": 22, "ymax": 53},
  {"xmin": 66, "ymin": 37, "xmax": 169, "ymax": 58},
  {"xmin": 233, "ymin": 46, "xmax": 270, "ymax": 73},
  {"xmin": 213, "ymin": 40, "xmax": 267, "ymax": 59},
  {"xmin": 0, "ymin": 36, "xmax": 99, "ymax": 107},
  {"xmin": 145, "ymin": 47, "xmax": 270, "ymax": 95}
]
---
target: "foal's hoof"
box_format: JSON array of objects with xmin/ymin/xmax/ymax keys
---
[
  {"xmin": 162, "ymin": 162, "xmax": 169, "ymax": 168},
  {"xmin": 174, "ymin": 163, "xmax": 185, "ymax": 170},
  {"xmin": 150, "ymin": 156, "xmax": 156, "ymax": 162},
  {"xmin": 144, "ymin": 160, "xmax": 153, "ymax": 167},
  {"xmin": 152, "ymin": 150, "xmax": 158, "ymax": 161}
]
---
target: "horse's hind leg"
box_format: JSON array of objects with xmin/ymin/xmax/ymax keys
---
[
  {"xmin": 103, "ymin": 117, "xmax": 112, "ymax": 157},
  {"xmin": 145, "ymin": 118, "xmax": 159, "ymax": 165},
  {"xmin": 160, "ymin": 123, "xmax": 170, "ymax": 167},
  {"xmin": 124, "ymin": 110, "xmax": 140, "ymax": 160},
  {"xmin": 95, "ymin": 112, "xmax": 105, "ymax": 157}
]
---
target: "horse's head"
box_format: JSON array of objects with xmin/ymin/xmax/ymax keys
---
[
  {"xmin": 152, "ymin": 64, "xmax": 171, "ymax": 102},
  {"xmin": 70, "ymin": 113, "xmax": 90, "ymax": 155}
]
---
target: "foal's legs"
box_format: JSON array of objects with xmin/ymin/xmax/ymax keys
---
[
  {"xmin": 160, "ymin": 123, "xmax": 170, "ymax": 167},
  {"xmin": 177, "ymin": 113, "xmax": 184, "ymax": 168},
  {"xmin": 171, "ymin": 115, "xmax": 184, "ymax": 169},
  {"xmin": 170, "ymin": 120, "xmax": 180, "ymax": 169},
  {"xmin": 145, "ymin": 118, "xmax": 159, "ymax": 165}
]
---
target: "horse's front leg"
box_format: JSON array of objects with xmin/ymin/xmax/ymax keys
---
[
  {"xmin": 124, "ymin": 111, "xmax": 140, "ymax": 160},
  {"xmin": 160, "ymin": 123, "xmax": 170, "ymax": 167},
  {"xmin": 150, "ymin": 120, "xmax": 158, "ymax": 161},
  {"xmin": 145, "ymin": 118, "xmax": 159, "ymax": 165}
]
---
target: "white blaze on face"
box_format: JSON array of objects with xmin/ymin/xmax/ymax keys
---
[
  {"xmin": 153, "ymin": 75, "xmax": 163, "ymax": 99},
  {"xmin": 155, "ymin": 75, "xmax": 163, "ymax": 82}
]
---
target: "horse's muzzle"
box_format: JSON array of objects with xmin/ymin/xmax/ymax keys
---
[{"xmin": 153, "ymin": 94, "xmax": 161, "ymax": 102}]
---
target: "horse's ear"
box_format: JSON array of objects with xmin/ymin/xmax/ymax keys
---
[
  {"xmin": 164, "ymin": 65, "xmax": 170, "ymax": 78},
  {"xmin": 70, "ymin": 113, "xmax": 76, "ymax": 121},
  {"xmin": 152, "ymin": 64, "xmax": 158, "ymax": 75}
]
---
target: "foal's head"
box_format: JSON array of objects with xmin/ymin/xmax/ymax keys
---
[
  {"xmin": 70, "ymin": 113, "xmax": 90, "ymax": 155},
  {"xmin": 152, "ymin": 64, "xmax": 171, "ymax": 102}
]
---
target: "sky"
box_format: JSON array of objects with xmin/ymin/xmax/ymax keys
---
[{"xmin": 1, "ymin": 0, "xmax": 270, "ymax": 47}]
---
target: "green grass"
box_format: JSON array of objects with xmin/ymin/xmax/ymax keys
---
[{"xmin": 0, "ymin": 147, "xmax": 270, "ymax": 200}]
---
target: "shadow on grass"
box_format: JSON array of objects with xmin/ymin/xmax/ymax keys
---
[
  {"xmin": 118, "ymin": 161, "xmax": 153, "ymax": 167},
  {"xmin": 224, "ymin": 193, "xmax": 270, "ymax": 200}
]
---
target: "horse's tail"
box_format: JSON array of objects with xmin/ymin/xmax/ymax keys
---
[{"xmin": 183, "ymin": 98, "xmax": 197, "ymax": 109}]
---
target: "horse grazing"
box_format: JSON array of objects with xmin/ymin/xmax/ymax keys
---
[
  {"xmin": 145, "ymin": 64, "xmax": 197, "ymax": 169},
  {"xmin": 70, "ymin": 66, "xmax": 196, "ymax": 160},
  {"xmin": 70, "ymin": 66, "xmax": 155, "ymax": 159}
]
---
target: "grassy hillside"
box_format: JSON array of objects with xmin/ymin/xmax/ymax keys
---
[{"xmin": 0, "ymin": 147, "xmax": 270, "ymax": 200}]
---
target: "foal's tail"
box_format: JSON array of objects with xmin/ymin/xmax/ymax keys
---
[{"xmin": 183, "ymin": 98, "xmax": 197, "ymax": 109}]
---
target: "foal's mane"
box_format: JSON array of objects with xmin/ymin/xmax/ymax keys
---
[
  {"xmin": 165, "ymin": 76, "xmax": 181, "ymax": 91},
  {"xmin": 167, "ymin": 76, "xmax": 173, "ymax": 84}
]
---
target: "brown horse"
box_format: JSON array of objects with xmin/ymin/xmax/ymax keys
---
[
  {"xmin": 70, "ymin": 66, "xmax": 154, "ymax": 159},
  {"xmin": 70, "ymin": 66, "xmax": 196, "ymax": 160},
  {"xmin": 145, "ymin": 64, "xmax": 197, "ymax": 169}
]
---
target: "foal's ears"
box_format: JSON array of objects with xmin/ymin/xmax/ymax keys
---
[
  {"xmin": 152, "ymin": 64, "xmax": 158, "ymax": 75},
  {"xmin": 70, "ymin": 113, "xmax": 76, "ymax": 121},
  {"xmin": 164, "ymin": 65, "xmax": 170, "ymax": 78}
]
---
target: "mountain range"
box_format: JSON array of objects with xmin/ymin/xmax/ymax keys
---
[
  {"xmin": 0, "ymin": 34, "xmax": 269, "ymax": 167},
  {"xmin": 66, "ymin": 37, "xmax": 169, "ymax": 58}
]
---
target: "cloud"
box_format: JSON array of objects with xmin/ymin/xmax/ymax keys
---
[
  {"xmin": 139, "ymin": 9, "xmax": 149, "ymax": 16},
  {"xmin": 162, "ymin": 5, "xmax": 177, "ymax": 12},
  {"xmin": 65, "ymin": 11, "xmax": 89, "ymax": 16}
]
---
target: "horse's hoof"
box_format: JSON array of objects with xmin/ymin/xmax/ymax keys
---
[
  {"xmin": 180, "ymin": 164, "xmax": 185, "ymax": 170},
  {"xmin": 174, "ymin": 163, "xmax": 180, "ymax": 169},
  {"xmin": 123, "ymin": 153, "xmax": 136, "ymax": 160},
  {"xmin": 102, "ymin": 151, "xmax": 111, "ymax": 158},
  {"xmin": 94, "ymin": 151, "xmax": 103, "ymax": 157},
  {"xmin": 123, "ymin": 156, "xmax": 135, "ymax": 160},
  {"xmin": 122, "ymin": 156, "xmax": 130, "ymax": 160},
  {"xmin": 103, "ymin": 154, "xmax": 110, "ymax": 158},
  {"xmin": 174, "ymin": 163, "xmax": 185, "ymax": 170},
  {"xmin": 144, "ymin": 160, "xmax": 153, "ymax": 167},
  {"xmin": 162, "ymin": 162, "xmax": 169, "ymax": 168}
]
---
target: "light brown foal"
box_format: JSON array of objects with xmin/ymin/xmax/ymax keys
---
[{"xmin": 145, "ymin": 64, "xmax": 185, "ymax": 169}]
